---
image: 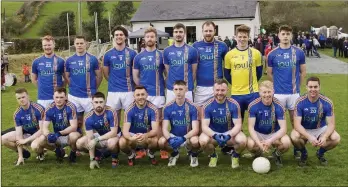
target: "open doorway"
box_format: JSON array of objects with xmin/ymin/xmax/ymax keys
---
[{"xmin": 186, "ymin": 26, "xmax": 196, "ymax": 44}]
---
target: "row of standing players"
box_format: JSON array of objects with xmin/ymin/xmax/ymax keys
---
[{"xmin": 3, "ymin": 22, "xmax": 340, "ymax": 169}]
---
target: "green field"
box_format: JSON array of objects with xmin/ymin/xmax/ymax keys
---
[
  {"xmin": 2, "ymin": 1, "xmax": 140, "ymax": 39},
  {"xmin": 1, "ymin": 74, "xmax": 348, "ymax": 186},
  {"xmin": 318, "ymin": 48, "xmax": 348, "ymax": 63}
]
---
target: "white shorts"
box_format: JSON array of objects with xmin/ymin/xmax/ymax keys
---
[
  {"xmin": 106, "ymin": 91, "xmax": 134, "ymax": 110},
  {"xmin": 93, "ymin": 132, "xmax": 121, "ymax": 148},
  {"xmin": 147, "ymin": 96, "xmax": 165, "ymax": 108},
  {"xmin": 166, "ymin": 89, "xmax": 193, "ymax": 104},
  {"xmin": 305, "ymin": 126, "xmax": 328, "ymax": 139},
  {"xmin": 274, "ymin": 93, "xmax": 300, "ymax": 110},
  {"xmin": 37, "ymin": 100, "xmax": 54, "ymax": 109},
  {"xmin": 68, "ymin": 94, "xmax": 93, "ymax": 113},
  {"xmin": 194, "ymin": 86, "xmax": 214, "ymax": 106},
  {"xmin": 256, "ymin": 132, "xmax": 276, "ymax": 141},
  {"xmin": 23, "ymin": 133, "xmax": 32, "ymax": 146},
  {"xmin": 48, "ymin": 135, "xmax": 69, "ymax": 147}
]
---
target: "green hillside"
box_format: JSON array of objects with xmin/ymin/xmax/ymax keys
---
[{"xmin": 2, "ymin": 1, "xmax": 140, "ymax": 39}]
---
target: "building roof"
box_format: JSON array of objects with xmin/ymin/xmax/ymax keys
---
[{"xmin": 131, "ymin": 0, "xmax": 257, "ymax": 22}]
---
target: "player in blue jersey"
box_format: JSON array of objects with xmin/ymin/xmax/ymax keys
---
[
  {"xmin": 65, "ymin": 35, "xmax": 102, "ymax": 128},
  {"xmin": 32, "ymin": 87, "xmax": 81, "ymax": 163},
  {"xmin": 119, "ymin": 85, "xmax": 159, "ymax": 166},
  {"xmin": 133, "ymin": 27, "xmax": 167, "ymax": 159},
  {"xmin": 1, "ymin": 88, "xmax": 44, "ymax": 165},
  {"xmin": 158, "ymin": 80, "xmax": 200, "ymax": 167},
  {"xmin": 32, "ymin": 35, "xmax": 67, "ymax": 108},
  {"xmin": 163, "ymin": 23, "xmax": 198, "ymax": 103},
  {"xmin": 291, "ymin": 77, "xmax": 340, "ymax": 166},
  {"xmin": 267, "ymin": 25, "xmax": 306, "ymax": 158},
  {"xmin": 247, "ymin": 81, "xmax": 291, "ymax": 167},
  {"xmin": 199, "ymin": 79, "xmax": 247, "ymax": 168},
  {"xmin": 133, "ymin": 27, "xmax": 166, "ymax": 109},
  {"xmin": 103, "ymin": 26, "xmax": 137, "ymax": 124},
  {"xmin": 76, "ymin": 92, "xmax": 121, "ymax": 169},
  {"xmin": 192, "ymin": 21, "xmax": 229, "ymax": 106}
]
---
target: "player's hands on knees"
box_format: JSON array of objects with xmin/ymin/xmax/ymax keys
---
[
  {"xmin": 47, "ymin": 132, "xmax": 61, "ymax": 143},
  {"xmin": 16, "ymin": 139, "xmax": 27, "ymax": 146},
  {"xmin": 136, "ymin": 133, "xmax": 146, "ymax": 143},
  {"xmin": 308, "ymin": 135, "xmax": 319, "ymax": 147},
  {"xmin": 213, "ymin": 134, "xmax": 225, "ymax": 147},
  {"xmin": 317, "ymin": 135, "xmax": 327, "ymax": 147},
  {"xmin": 15, "ymin": 157, "xmax": 25, "ymax": 166},
  {"xmin": 87, "ymin": 138, "xmax": 98, "ymax": 150},
  {"xmin": 260, "ymin": 140, "xmax": 271, "ymax": 153}
]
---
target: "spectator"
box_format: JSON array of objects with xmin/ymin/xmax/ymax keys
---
[
  {"xmin": 254, "ymin": 34, "xmax": 264, "ymax": 54},
  {"xmin": 319, "ymin": 33, "xmax": 326, "ymax": 49},
  {"xmin": 344, "ymin": 38, "xmax": 348, "ymax": 58},
  {"xmin": 218, "ymin": 36, "xmax": 223, "ymax": 41},
  {"xmin": 338, "ymin": 37, "xmax": 345, "ymax": 57},
  {"xmin": 332, "ymin": 36, "xmax": 339, "ymax": 58},
  {"xmin": 312, "ymin": 36, "xmax": 321, "ymax": 58},
  {"xmin": 223, "ymin": 36, "xmax": 232, "ymax": 50},
  {"xmin": 230, "ymin": 36, "xmax": 237, "ymax": 49},
  {"xmin": 22, "ymin": 63, "xmax": 31, "ymax": 83}
]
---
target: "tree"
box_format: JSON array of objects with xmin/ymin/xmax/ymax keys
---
[
  {"xmin": 111, "ymin": 2, "xmax": 136, "ymax": 27},
  {"xmin": 86, "ymin": 2, "xmax": 105, "ymax": 24},
  {"xmin": 40, "ymin": 11, "xmax": 76, "ymax": 37}
]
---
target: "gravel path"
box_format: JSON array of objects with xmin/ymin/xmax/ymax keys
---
[{"xmin": 306, "ymin": 53, "xmax": 348, "ymax": 74}]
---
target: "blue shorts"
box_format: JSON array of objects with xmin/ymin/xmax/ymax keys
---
[{"xmin": 231, "ymin": 92, "xmax": 259, "ymax": 114}]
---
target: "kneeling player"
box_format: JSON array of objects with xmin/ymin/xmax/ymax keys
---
[
  {"xmin": 247, "ymin": 81, "xmax": 291, "ymax": 167},
  {"xmin": 31, "ymin": 87, "xmax": 81, "ymax": 163},
  {"xmin": 76, "ymin": 92, "xmax": 121, "ymax": 169},
  {"xmin": 1, "ymin": 88, "xmax": 44, "ymax": 165},
  {"xmin": 291, "ymin": 77, "xmax": 340, "ymax": 166},
  {"xmin": 119, "ymin": 85, "xmax": 159, "ymax": 166},
  {"xmin": 158, "ymin": 80, "xmax": 200, "ymax": 167},
  {"xmin": 199, "ymin": 79, "xmax": 247, "ymax": 168}
]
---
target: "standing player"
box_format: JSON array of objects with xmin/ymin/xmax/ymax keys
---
[
  {"xmin": 267, "ymin": 25, "xmax": 306, "ymax": 158},
  {"xmin": 224, "ymin": 25, "xmax": 263, "ymax": 122},
  {"xmin": 65, "ymin": 36, "xmax": 102, "ymax": 127},
  {"xmin": 163, "ymin": 23, "xmax": 198, "ymax": 103},
  {"xmin": 1, "ymin": 88, "xmax": 44, "ymax": 165},
  {"xmin": 192, "ymin": 21, "xmax": 229, "ymax": 106},
  {"xmin": 32, "ymin": 35, "xmax": 67, "ymax": 108},
  {"xmin": 103, "ymin": 26, "xmax": 137, "ymax": 124},
  {"xmin": 119, "ymin": 85, "xmax": 159, "ymax": 166},
  {"xmin": 247, "ymin": 81, "xmax": 291, "ymax": 167},
  {"xmin": 158, "ymin": 80, "xmax": 200, "ymax": 167},
  {"xmin": 199, "ymin": 79, "xmax": 247, "ymax": 168},
  {"xmin": 76, "ymin": 92, "xmax": 121, "ymax": 169},
  {"xmin": 31, "ymin": 87, "xmax": 81, "ymax": 163},
  {"xmin": 291, "ymin": 77, "xmax": 340, "ymax": 166},
  {"xmin": 133, "ymin": 27, "xmax": 167, "ymax": 159}
]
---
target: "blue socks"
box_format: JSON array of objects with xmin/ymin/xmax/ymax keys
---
[{"xmin": 318, "ymin": 147, "xmax": 327, "ymax": 156}]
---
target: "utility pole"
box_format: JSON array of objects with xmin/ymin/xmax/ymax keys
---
[{"xmin": 78, "ymin": 0, "xmax": 82, "ymax": 35}]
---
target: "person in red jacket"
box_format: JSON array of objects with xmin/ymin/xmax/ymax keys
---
[{"xmin": 22, "ymin": 63, "xmax": 31, "ymax": 83}]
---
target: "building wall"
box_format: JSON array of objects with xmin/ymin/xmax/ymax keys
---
[{"xmin": 132, "ymin": 17, "xmax": 260, "ymax": 41}]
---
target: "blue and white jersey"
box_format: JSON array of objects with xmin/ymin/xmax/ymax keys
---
[
  {"xmin": 163, "ymin": 44, "xmax": 198, "ymax": 91},
  {"xmin": 124, "ymin": 101, "xmax": 158, "ymax": 133},
  {"xmin": 103, "ymin": 47, "xmax": 137, "ymax": 92},
  {"xmin": 202, "ymin": 98, "xmax": 241, "ymax": 133},
  {"xmin": 84, "ymin": 106, "xmax": 121, "ymax": 135},
  {"xmin": 295, "ymin": 94, "xmax": 333, "ymax": 129},
  {"xmin": 193, "ymin": 40, "xmax": 228, "ymax": 87},
  {"xmin": 163, "ymin": 99, "xmax": 198, "ymax": 137},
  {"xmin": 65, "ymin": 53, "xmax": 99, "ymax": 98},
  {"xmin": 13, "ymin": 102, "xmax": 45, "ymax": 135},
  {"xmin": 133, "ymin": 49, "xmax": 165, "ymax": 96},
  {"xmin": 248, "ymin": 98, "xmax": 285, "ymax": 134},
  {"xmin": 32, "ymin": 55, "xmax": 65, "ymax": 100},
  {"xmin": 44, "ymin": 101, "xmax": 78, "ymax": 133},
  {"xmin": 267, "ymin": 46, "xmax": 305, "ymax": 94}
]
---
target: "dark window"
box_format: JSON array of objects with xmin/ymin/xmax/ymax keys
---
[{"xmin": 165, "ymin": 27, "xmax": 173, "ymax": 37}]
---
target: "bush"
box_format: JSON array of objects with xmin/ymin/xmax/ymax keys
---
[{"xmin": 6, "ymin": 37, "xmax": 75, "ymax": 54}]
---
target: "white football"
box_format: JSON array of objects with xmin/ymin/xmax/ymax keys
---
[{"xmin": 252, "ymin": 157, "xmax": 271, "ymax": 174}]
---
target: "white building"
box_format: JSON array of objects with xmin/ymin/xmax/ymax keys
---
[{"xmin": 130, "ymin": 0, "xmax": 261, "ymax": 44}]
